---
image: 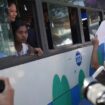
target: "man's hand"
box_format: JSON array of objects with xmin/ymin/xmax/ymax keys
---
[
  {"xmin": 0, "ymin": 77, "xmax": 14, "ymax": 105},
  {"xmin": 34, "ymin": 48, "xmax": 43, "ymax": 56}
]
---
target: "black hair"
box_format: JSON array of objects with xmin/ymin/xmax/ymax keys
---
[
  {"xmin": 12, "ymin": 19, "xmax": 27, "ymax": 41},
  {"xmin": 8, "ymin": 0, "xmax": 16, "ymax": 7}
]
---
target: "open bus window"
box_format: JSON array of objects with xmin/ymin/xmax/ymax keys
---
[
  {"xmin": 87, "ymin": 10, "xmax": 102, "ymax": 39},
  {"xmin": 0, "ymin": 0, "xmax": 15, "ymax": 58},
  {"xmin": 16, "ymin": 0, "xmax": 40, "ymax": 48},
  {"xmin": 5, "ymin": 0, "xmax": 43, "ymax": 57},
  {"xmin": 81, "ymin": 9, "xmax": 90, "ymax": 42}
]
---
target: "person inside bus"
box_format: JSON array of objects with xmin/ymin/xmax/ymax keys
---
[
  {"xmin": 26, "ymin": 18, "xmax": 39, "ymax": 48},
  {"xmin": 0, "ymin": 77, "xmax": 14, "ymax": 105},
  {"xmin": 0, "ymin": 1, "xmax": 17, "ymax": 58},
  {"xmin": 12, "ymin": 19, "xmax": 43, "ymax": 56},
  {"xmin": 8, "ymin": 1, "xmax": 17, "ymax": 23},
  {"xmin": 91, "ymin": 36, "xmax": 100, "ymax": 70}
]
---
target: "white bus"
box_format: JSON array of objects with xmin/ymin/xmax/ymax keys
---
[{"xmin": 0, "ymin": 0, "xmax": 104, "ymax": 105}]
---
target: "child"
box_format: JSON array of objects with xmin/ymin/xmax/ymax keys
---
[{"xmin": 12, "ymin": 19, "xmax": 43, "ymax": 56}]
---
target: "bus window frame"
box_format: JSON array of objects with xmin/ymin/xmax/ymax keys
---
[
  {"xmin": 0, "ymin": 0, "xmax": 104, "ymax": 70},
  {"xmin": 42, "ymin": 2, "xmax": 84, "ymax": 49},
  {"xmin": 103, "ymin": 11, "xmax": 105, "ymax": 20}
]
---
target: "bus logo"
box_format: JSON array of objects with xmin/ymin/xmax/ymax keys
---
[{"xmin": 76, "ymin": 51, "xmax": 82, "ymax": 66}]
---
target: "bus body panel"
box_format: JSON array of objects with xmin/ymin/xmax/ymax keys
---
[{"xmin": 0, "ymin": 46, "xmax": 92, "ymax": 105}]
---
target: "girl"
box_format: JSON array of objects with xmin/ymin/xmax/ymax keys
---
[{"xmin": 12, "ymin": 19, "xmax": 43, "ymax": 56}]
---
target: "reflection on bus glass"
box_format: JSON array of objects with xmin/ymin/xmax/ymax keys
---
[
  {"xmin": 0, "ymin": 0, "xmax": 15, "ymax": 58},
  {"xmin": 81, "ymin": 12, "xmax": 87, "ymax": 21},
  {"xmin": 48, "ymin": 4, "xmax": 73, "ymax": 47}
]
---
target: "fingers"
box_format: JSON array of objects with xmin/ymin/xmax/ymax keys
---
[
  {"xmin": 0, "ymin": 77, "xmax": 9, "ymax": 88},
  {"xmin": 34, "ymin": 48, "xmax": 43, "ymax": 56},
  {"xmin": 92, "ymin": 37, "xmax": 99, "ymax": 43},
  {"xmin": 0, "ymin": 77, "xmax": 14, "ymax": 105},
  {"xmin": 0, "ymin": 77, "xmax": 13, "ymax": 93},
  {"xmin": 38, "ymin": 49, "xmax": 43, "ymax": 56},
  {"xmin": 4, "ymin": 78, "xmax": 12, "ymax": 90},
  {"xmin": 91, "ymin": 36, "xmax": 98, "ymax": 41}
]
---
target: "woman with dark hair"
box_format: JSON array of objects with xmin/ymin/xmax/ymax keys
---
[
  {"xmin": 8, "ymin": 1, "xmax": 17, "ymax": 22},
  {"xmin": 12, "ymin": 19, "xmax": 43, "ymax": 56}
]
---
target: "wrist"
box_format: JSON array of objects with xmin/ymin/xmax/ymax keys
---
[{"xmin": 93, "ymin": 46, "xmax": 98, "ymax": 50}]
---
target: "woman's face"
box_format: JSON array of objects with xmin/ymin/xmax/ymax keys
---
[
  {"xmin": 16, "ymin": 26, "xmax": 28, "ymax": 43},
  {"xmin": 8, "ymin": 4, "xmax": 17, "ymax": 22}
]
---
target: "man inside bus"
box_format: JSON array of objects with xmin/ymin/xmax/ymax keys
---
[
  {"xmin": 0, "ymin": 77, "xmax": 14, "ymax": 105},
  {"xmin": 7, "ymin": 1, "xmax": 43, "ymax": 56}
]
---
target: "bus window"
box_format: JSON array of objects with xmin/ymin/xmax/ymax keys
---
[
  {"xmin": 43, "ymin": 3, "xmax": 73, "ymax": 48},
  {"xmin": 69, "ymin": 7, "xmax": 82, "ymax": 44},
  {"xmin": 88, "ymin": 10, "xmax": 102, "ymax": 39},
  {"xmin": 14, "ymin": 0, "xmax": 41, "ymax": 48},
  {"xmin": 6, "ymin": 0, "xmax": 43, "ymax": 57},
  {"xmin": 81, "ymin": 9, "xmax": 90, "ymax": 42},
  {"xmin": 0, "ymin": 0, "xmax": 15, "ymax": 58}
]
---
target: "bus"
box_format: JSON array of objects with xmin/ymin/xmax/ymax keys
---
[{"xmin": 0, "ymin": 0, "xmax": 105, "ymax": 105}]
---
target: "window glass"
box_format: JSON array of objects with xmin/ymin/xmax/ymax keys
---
[
  {"xmin": 88, "ymin": 11, "xmax": 101, "ymax": 39},
  {"xmin": 0, "ymin": 0, "xmax": 15, "ymax": 58},
  {"xmin": 44, "ymin": 3, "xmax": 73, "ymax": 48}
]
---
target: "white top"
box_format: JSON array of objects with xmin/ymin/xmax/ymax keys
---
[
  {"xmin": 15, "ymin": 43, "xmax": 29, "ymax": 56},
  {"xmin": 96, "ymin": 20, "xmax": 105, "ymax": 45}
]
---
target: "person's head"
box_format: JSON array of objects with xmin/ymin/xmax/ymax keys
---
[
  {"xmin": 8, "ymin": 2, "xmax": 17, "ymax": 22},
  {"xmin": 12, "ymin": 20, "xmax": 28, "ymax": 44}
]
